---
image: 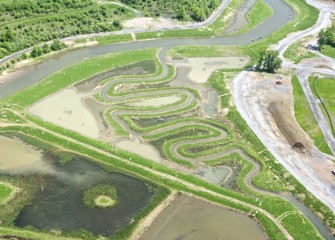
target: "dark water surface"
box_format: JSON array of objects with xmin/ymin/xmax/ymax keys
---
[{"xmin": 15, "ymin": 158, "xmax": 155, "ymax": 236}]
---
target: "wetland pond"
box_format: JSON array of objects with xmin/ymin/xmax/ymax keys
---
[{"xmin": 0, "ymin": 135, "xmax": 155, "ymax": 236}]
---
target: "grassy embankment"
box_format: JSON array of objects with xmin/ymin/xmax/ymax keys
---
[
  {"xmin": 0, "ymin": 183, "xmax": 13, "ymax": 203},
  {"xmin": 284, "ymin": 38, "xmax": 317, "ymax": 63},
  {"xmin": 229, "ymin": 0, "xmax": 273, "ymax": 35},
  {"xmin": 321, "ymin": 45, "xmax": 335, "ymax": 59},
  {"xmin": 292, "ymin": 76, "xmax": 332, "ymax": 154},
  {"xmin": 0, "ymin": 174, "xmax": 38, "ymax": 226},
  {"xmin": 2, "ymin": 48, "xmax": 159, "ymax": 107},
  {"xmin": 309, "ymin": 76, "xmax": 335, "ymax": 138},
  {"xmin": 168, "ymin": 0, "xmax": 319, "ymax": 64}
]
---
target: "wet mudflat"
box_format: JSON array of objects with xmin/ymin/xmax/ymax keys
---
[
  {"xmin": 140, "ymin": 194, "xmax": 267, "ymax": 240},
  {"xmin": 0, "ymin": 135, "xmax": 43, "ymax": 172},
  {"xmin": 0, "ymin": 135, "xmax": 155, "ymax": 236}
]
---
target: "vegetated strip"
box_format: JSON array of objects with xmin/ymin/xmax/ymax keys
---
[
  {"xmin": 166, "ymin": 0, "xmax": 318, "ymax": 65},
  {"xmin": 291, "ymin": 76, "xmax": 332, "ymax": 154},
  {"xmin": 309, "ymin": 76, "xmax": 335, "ymax": 138},
  {"xmin": 321, "ymin": 45, "xmax": 335, "ymax": 59},
  {"xmin": 2, "ymin": 48, "xmax": 160, "ymax": 106},
  {"xmin": 229, "ymin": 0, "xmax": 273, "ymax": 36},
  {"xmin": 0, "ymin": 183, "xmax": 13, "ymax": 203},
  {"xmin": 241, "ymin": 0, "xmax": 319, "ymax": 60}
]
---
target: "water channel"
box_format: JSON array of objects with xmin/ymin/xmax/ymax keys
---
[{"xmin": 0, "ymin": 0, "xmax": 333, "ymax": 239}]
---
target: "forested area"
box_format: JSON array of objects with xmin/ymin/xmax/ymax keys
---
[
  {"xmin": 119, "ymin": 0, "xmax": 221, "ymax": 21},
  {"xmin": 0, "ymin": 0, "xmax": 223, "ymax": 60},
  {"xmin": 0, "ymin": 0, "xmax": 133, "ymax": 59}
]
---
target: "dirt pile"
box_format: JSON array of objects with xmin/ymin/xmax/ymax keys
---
[{"xmin": 268, "ymin": 101, "xmax": 311, "ymax": 152}]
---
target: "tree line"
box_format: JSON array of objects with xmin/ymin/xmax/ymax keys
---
[
  {"xmin": 120, "ymin": 0, "xmax": 220, "ymax": 21},
  {"xmin": 0, "ymin": 0, "xmax": 128, "ymax": 59}
]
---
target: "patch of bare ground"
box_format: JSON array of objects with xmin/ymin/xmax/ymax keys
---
[
  {"xmin": 300, "ymin": 56, "xmax": 335, "ymax": 70},
  {"xmin": 268, "ymin": 101, "xmax": 312, "ymax": 153},
  {"xmin": 233, "ymin": 71, "xmax": 335, "ymax": 212}
]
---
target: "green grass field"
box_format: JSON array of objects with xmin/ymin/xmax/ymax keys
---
[
  {"xmin": 292, "ymin": 76, "xmax": 332, "ymax": 154},
  {"xmin": 284, "ymin": 38, "xmax": 316, "ymax": 63},
  {"xmin": 309, "ymin": 76, "xmax": 335, "ymax": 138},
  {"xmin": 321, "ymin": 45, "xmax": 335, "ymax": 59},
  {"xmin": 0, "ymin": 183, "xmax": 13, "ymax": 203},
  {"xmin": 231, "ymin": 0, "xmax": 273, "ymax": 35}
]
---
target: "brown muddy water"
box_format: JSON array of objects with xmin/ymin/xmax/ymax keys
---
[
  {"xmin": 0, "ymin": 135, "xmax": 43, "ymax": 172},
  {"xmin": 140, "ymin": 195, "xmax": 267, "ymax": 240},
  {"xmin": 0, "ymin": 135, "xmax": 156, "ymax": 237}
]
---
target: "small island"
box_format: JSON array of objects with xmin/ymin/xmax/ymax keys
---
[{"xmin": 83, "ymin": 184, "xmax": 118, "ymax": 209}]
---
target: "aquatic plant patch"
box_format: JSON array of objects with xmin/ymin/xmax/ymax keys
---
[{"xmin": 83, "ymin": 184, "xmax": 118, "ymax": 208}]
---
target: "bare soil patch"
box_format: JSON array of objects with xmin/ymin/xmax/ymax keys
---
[
  {"xmin": 124, "ymin": 17, "xmax": 187, "ymax": 31},
  {"xmin": 268, "ymin": 101, "xmax": 312, "ymax": 152},
  {"xmin": 233, "ymin": 71, "xmax": 335, "ymax": 212}
]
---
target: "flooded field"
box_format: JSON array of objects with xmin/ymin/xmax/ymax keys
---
[
  {"xmin": 29, "ymin": 88, "xmax": 100, "ymax": 139},
  {"xmin": 0, "ymin": 135, "xmax": 43, "ymax": 172},
  {"xmin": 173, "ymin": 57, "xmax": 249, "ymax": 83},
  {"xmin": 0, "ymin": 135, "xmax": 156, "ymax": 237},
  {"xmin": 140, "ymin": 195, "xmax": 266, "ymax": 240},
  {"xmin": 116, "ymin": 138, "xmax": 162, "ymax": 163}
]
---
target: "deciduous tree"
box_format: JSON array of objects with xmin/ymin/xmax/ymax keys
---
[{"xmin": 256, "ymin": 50, "xmax": 282, "ymax": 73}]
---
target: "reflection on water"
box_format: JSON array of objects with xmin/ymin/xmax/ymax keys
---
[{"xmin": 15, "ymin": 158, "xmax": 155, "ymax": 236}]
